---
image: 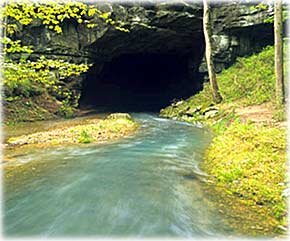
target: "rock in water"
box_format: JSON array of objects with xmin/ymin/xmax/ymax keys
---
[{"xmin": 107, "ymin": 113, "xmax": 132, "ymax": 120}]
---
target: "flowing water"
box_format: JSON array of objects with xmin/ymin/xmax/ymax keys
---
[{"xmin": 3, "ymin": 113, "xmax": 234, "ymax": 237}]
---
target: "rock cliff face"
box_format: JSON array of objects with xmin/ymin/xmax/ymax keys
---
[{"xmin": 16, "ymin": 2, "xmax": 274, "ymax": 111}]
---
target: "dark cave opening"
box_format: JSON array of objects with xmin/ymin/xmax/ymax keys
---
[{"xmin": 79, "ymin": 53, "xmax": 202, "ymax": 112}]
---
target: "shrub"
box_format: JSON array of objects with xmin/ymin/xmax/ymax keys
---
[{"xmin": 78, "ymin": 130, "xmax": 93, "ymax": 143}]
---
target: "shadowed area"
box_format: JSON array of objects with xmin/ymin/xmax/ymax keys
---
[{"xmin": 79, "ymin": 53, "xmax": 203, "ymax": 112}]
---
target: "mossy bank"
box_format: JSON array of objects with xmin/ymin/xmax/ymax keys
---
[{"xmin": 160, "ymin": 45, "xmax": 287, "ymax": 237}]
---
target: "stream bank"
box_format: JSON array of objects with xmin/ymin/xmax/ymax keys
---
[
  {"xmin": 161, "ymin": 96, "xmax": 287, "ymax": 237},
  {"xmin": 6, "ymin": 113, "xmax": 137, "ymax": 146},
  {"xmin": 3, "ymin": 113, "xmax": 138, "ymax": 163},
  {"xmin": 160, "ymin": 45, "xmax": 288, "ymax": 237}
]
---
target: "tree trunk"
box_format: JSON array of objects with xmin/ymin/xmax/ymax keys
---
[
  {"xmin": 203, "ymin": 0, "xmax": 222, "ymax": 104},
  {"xmin": 274, "ymin": 0, "xmax": 285, "ymax": 105}
]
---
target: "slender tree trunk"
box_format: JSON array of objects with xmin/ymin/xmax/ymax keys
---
[
  {"xmin": 203, "ymin": 0, "xmax": 222, "ymax": 104},
  {"xmin": 274, "ymin": 0, "xmax": 285, "ymax": 105}
]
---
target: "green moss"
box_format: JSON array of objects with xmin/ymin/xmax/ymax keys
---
[{"xmin": 202, "ymin": 121, "xmax": 287, "ymax": 230}]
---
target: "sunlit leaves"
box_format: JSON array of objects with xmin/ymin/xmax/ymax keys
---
[
  {"xmin": 99, "ymin": 12, "xmax": 110, "ymax": 20},
  {"xmin": 3, "ymin": 56, "xmax": 92, "ymax": 99},
  {"xmin": 87, "ymin": 23, "xmax": 98, "ymax": 29},
  {"xmin": 3, "ymin": 2, "xmax": 94, "ymax": 33},
  {"xmin": 88, "ymin": 8, "xmax": 96, "ymax": 17},
  {"xmin": 6, "ymin": 24, "xmax": 17, "ymax": 35},
  {"xmin": 115, "ymin": 26, "xmax": 130, "ymax": 32},
  {"xmin": 54, "ymin": 25, "xmax": 62, "ymax": 33},
  {"xmin": 2, "ymin": 37, "xmax": 34, "ymax": 54},
  {"xmin": 2, "ymin": 2, "xmax": 129, "ymax": 34}
]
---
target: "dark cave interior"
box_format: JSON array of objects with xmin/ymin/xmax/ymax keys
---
[{"xmin": 79, "ymin": 53, "xmax": 202, "ymax": 112}]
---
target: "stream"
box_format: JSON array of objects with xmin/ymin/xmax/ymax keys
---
[{"xmin": 3, "ymin": 113, "xmax": 234, "ymax": 237}]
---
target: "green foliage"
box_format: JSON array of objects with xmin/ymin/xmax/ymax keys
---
[
  {"xmin": 181, "ymin": 84, "xmax": 214, "ymax": 107},
  {"xmin": 57, "ymin": 99, "xmax": 75, "ymax": 118},
  {"xmin": 28, "ymin": 56, "xmax": 91, "ymax": 78},
  {"xmin": 256, "ymin": 3, "xmax": 268, "ymax": 10},
  {"xmin": 264, "ymin": 6, "xmax": 288, "ymax": 24},
  {"xmin": 2, "ymin": 53, "xmax": 91, "ymax": 99},
  {"xmin": 78, "ymin": 130, "xmax": 93, "ymax": 143},
  {"xmin": 2, "ymin": 37, "xmax": 33, "ymax": 53},
  {"xmin": 218, "ymin": 45, "xmax": 275, "ymax": 105},
  {"xmin": 3, "ymin": 59, "xmax": 45, "ymax": 97},
  {"xmin": 1, "ymin": 1, "xmax": 129, "ymax": 35},
  {"xmin": 1, "ymin": 35, "xmax": 91, "ymax": 109}
]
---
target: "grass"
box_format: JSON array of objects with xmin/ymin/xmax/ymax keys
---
[
  {"xmin": 202, "ymin": 120, "xmax": 287, "ymax": 224},
  {"xmin": 160, "ymin": 44, "xmax": 288, "ymax": 235},
  {"xmin": 218, "ymin": 45, "xmax": 275, "ymax": 105}
]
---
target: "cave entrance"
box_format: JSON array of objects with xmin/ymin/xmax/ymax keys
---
[{"xmin": 79, "ymin": 53, "xmax": 201, "ymax": 112}]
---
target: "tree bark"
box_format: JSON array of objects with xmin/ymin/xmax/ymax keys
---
[
  {"xmin": 274, "ymin": 0, "xmax": 285, "ymax": 105},
  {"xmin": 203, "ymin": 0, "xmax": 222, "ymax": 104}
]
